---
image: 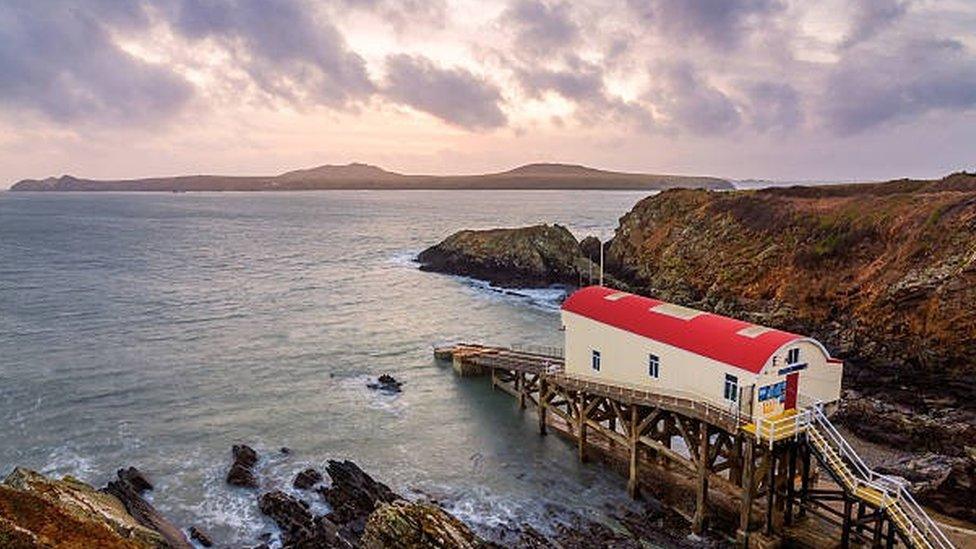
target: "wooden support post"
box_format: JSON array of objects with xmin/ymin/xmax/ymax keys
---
[
  {"xmin": 855, "ymin": 501, "xmax": 866, "ymax": 537},
  {"xmin": 692, "ymin": 423, "xmax": 710, "ymax": 534},
  {"xmin": 799, "ymin": 442, "xmax": 811, "ymax": 518},
  {"xmin": 739, "ymin": 440, "xmax": 755, "ymax": 545},
  {"xmin": 872, "ymin": 512, "xmax": 884, "ymax": 547},
  {"xmin": 841, "ymin": 498, "xmax": 853, "ymax": 549},
  {"xmin": 785, "ymin": 442, "xmax": 797, "ymax": 525},
  {"xmin": 538, "ymin": 380, "xmax": 548, "ymax": 436},
  {"xmin": 518, "ymin": 372, "xmax": 526, "ymax": 409},
  {"xmin": 627, "ymin": 405, "xmax": 639, "ymax": 499},
  {"xmin": 730, "ymin": 435, "xmax": 743, "ymax": 485},
  {"xmin": 577, "ymin": 392, "xmax": 588, "ymax": 463},
  {"xmin": 490, "ymin": 367, "xmax": 497, "ymax": 390},
  {"xmin": 885, "ymin": 519, "xmax": 895, "ymax": 549},
  {"xmin": 765, "ymin": 447, "xmax": 776, "ymax": 536}
]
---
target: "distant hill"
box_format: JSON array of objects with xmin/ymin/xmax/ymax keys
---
[{"xmin": 9, "ymin": 163, "xmax": 733, "ymax": 192}]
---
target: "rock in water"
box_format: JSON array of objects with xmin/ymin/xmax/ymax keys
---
[
  {"xmin": 367, "ymin": 374, "xmax": 403, "ymax": 393},
  {"xmin": 118, "ymin": 466, "xmax": 154, "ymax": 493},
  {"xmin": 103, "ymin": 468, "xmax": 193, "ymax": 548},
  {"xmin": 227, "ymin": 444, "xmax": 260, "ymax": 488},
  {"xmin": 189, "ymin": 526, "xmax": 214, "ymax": 547},
  {"xmin": 416, "ymin": 224, "xmax": 597, "ymax": 288},
  {"xmin": 258, "ymin": 490, "xmax": 352, "ymax": 548},
  {"xmin": 360, "ymin": 500, "xmax": 488, "ymax": 549},
  {"xmin": 293, "ymin": 468, "xmax": 324, "ymax": 490},
  {"xmin": 0, "ymin": 467, "xmax": 173, "ymax": 548},
  {"xmin": 319, "ymin": 460, "xmax": 400, "ymax": 540}
]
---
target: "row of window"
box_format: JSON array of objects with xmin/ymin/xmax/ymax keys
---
[
  {"xmin": 590, "ymin": 349, "xmax": 740, "ymax": 402},
  {"xmin": 590, "ymin": 350, "xmax": 660, "ymax": 378},
  {"xmin": 589, "ymin": 348, "xmax": 801, "ymax": 378}
]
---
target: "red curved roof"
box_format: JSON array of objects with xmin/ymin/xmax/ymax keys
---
[{"xmin": 561, "ymin": 286, "xmax": 807, "ymax": 374}]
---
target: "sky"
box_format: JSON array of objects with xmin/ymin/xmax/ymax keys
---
[{"xmin": 1, "ymin": 0, "xmax": 975, "ymax": 188}]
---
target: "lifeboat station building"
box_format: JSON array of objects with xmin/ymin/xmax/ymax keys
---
[{"xmin": 561, "ymin": 286, "xmax": 843, "ymax": 424}]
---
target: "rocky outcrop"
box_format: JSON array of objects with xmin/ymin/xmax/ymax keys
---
[
  {"xmin": 227, "ymin": 444, "xmax": 260, "ymax": 488},
  {"xmin": 257, "ymin": 490, "xmax": 352, "ymax": 549},
  {"xmin": 603, "ymin": 174, "xmax": 976, "ymax": 409},
  {"xmin": 366, "ymin": 374, "xmax": 403, "ymax": 393},
  {"xmin": 877, "ymin": 451, "xmax": 976, "ymax": 523},
  {"xmin": 293, "ymin": 468, "xmax": 323, "ymax": 490},
  {"xmin": 417, "ymin": 224, "xmax": 597, "ymax": 288},
  {"xmin": 833, "ymin": 391, "xmax": 976, "ymax": 457},
  {"xmin": 360, "ymin": 500, "xmax": 487, "ymax": 549},
  {"xmin": 318, "ymin": 460, "xmax": 399, "ymax": 540},
  {"xmin": 0, "ymin": 467, "xmax": 176, "ymax": 548},
  {"xmin": 103, "ymin": 468, "xmax": 192, "ymax": 548}
]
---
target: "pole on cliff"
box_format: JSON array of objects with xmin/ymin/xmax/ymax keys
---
[{"xmin": 599, "ymin": 240, "xmax": 604, "ymax": 287}]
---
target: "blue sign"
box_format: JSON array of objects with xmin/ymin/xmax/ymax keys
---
[{"xmin": 758, "ymin": 381, "xmax": 787, "ymax": 403}]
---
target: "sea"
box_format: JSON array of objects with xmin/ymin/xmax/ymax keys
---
[{"xmin": 0, "ymin": 190, "xmax": 653, "ymax": 545}]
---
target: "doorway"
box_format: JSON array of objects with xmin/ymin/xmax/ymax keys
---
[{"xmin": 784, "ymin": 372, "xmax": 799, "ymax": 410}]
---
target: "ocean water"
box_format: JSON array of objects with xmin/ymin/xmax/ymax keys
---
[{"xmin": 0, "ymin": 190, "xmax": 653, "ymax": 545}]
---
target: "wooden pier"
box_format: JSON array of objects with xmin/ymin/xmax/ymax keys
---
[{"xmin": 434, "ymin": 343, "xmax": 956, "ymax": 549}]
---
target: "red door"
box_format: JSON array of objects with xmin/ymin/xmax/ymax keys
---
[{"xmin": 784, "ymin": 373, "xmax": 799, "ymax": 410}]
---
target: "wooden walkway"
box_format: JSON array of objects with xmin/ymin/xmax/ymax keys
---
[{"xmin": 434, "ymin": 342, "xmax": 955, "ymax": 549}]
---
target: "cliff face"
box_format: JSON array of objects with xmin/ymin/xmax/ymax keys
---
[
  {"xmin": 0, "ymin": 468, "xmax": 169, "ymax": 548},
  {"xmin": 606, "ymin": 173, "xmax": 976, "ymax": 406}
]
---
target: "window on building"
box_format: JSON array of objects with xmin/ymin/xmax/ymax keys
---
[
  {"xmin": 724, "ymin": 374, "xmax": 738, "ymax": 402},
  {"xmin": 591, "ymin": 350, "xmax": 601, "ymax": 372},
  {"xmin": 787, "ymin": 348, "xmax": 800, "ymax": 365},
  {"xmin": 648, "ymin": 354, "xmax": 660, "ymax": 378}
]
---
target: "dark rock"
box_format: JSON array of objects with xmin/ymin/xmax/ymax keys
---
[
  {"xmin": 416, "ymin": 224, "xmax": 597, "ymax": 288},
  {"xmin": 257, "ymin": 490, "xmax": 352, "ymax": 548},
  {"xmin": 877, "ymin": 451, "xmax": 976, "ymax": 523},
  {"xmin": 227, "ymin": 463, "xmax": 259, "ymax": 489},
  {"xmin": 360, "ymin": 500, "xmax": 488, "ymax": 549},
  {"xmin": 103, "ymin": 469, "xmax": 193, "ymax": 548},
  {"xmin": 579, "ymin": 235, "xmax": 602, "ymax": 263},
  {"xmin": 281, "ymin": 447, "xmax": 292, "ymax": 455},
  {"xmin": 118, "ymin": 466, "xmax": 153, "ymax": 493},
  {"xmin": 319, "ymin": 460, "xmax": 400, "ymax": 540},
  {"xmin": 227, "ymin": 444, "xmax": 260, "ymax": 488},
  {"xmin": 367, "ymin": 374, "xmax": 403, "ymax": 393},
  {"xmin": 233, "ymin": 444, "xmax": 259, "ymax": 468},
  {"xmin": 189, "ymin": 525, "xmax": 214, "ymax": 547},
  {"xmin": 293, "ymin": 468, "xmax": 323, "ymax": 490}
]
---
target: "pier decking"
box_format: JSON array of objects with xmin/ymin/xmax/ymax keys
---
[{"xmin": 435, "ymin": 343, "xmax": 955, "ymax": 549}]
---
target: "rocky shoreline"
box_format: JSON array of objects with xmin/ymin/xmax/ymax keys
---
[
  {"xmin": 0, "ymin": 446, "xmax": 728, "ymax": 548},
  {"xmin": 415, "ymin": 172, "xmax": 976, "ymax": 527}
]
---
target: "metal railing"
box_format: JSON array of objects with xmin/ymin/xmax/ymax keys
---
[
  {"xmin": 807, "ymin": 405, "xmax": 954, "ymax": 549},
  {"xmin": 548, "ymin": 371, "xmax": 744, "ymax": 431}
]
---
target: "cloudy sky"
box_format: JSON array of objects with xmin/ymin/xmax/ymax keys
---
[{"xmin": 1, "ymin": 0, "xmax": 975, "ymax": 187}]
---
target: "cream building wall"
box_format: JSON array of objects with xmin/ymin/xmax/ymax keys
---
[{"xmin": 561, "ymin": 311, "xmax": 843, "ymax": 422}]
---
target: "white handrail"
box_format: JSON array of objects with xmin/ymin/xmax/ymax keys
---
[{"xmin": 809, "ymin": 405, "xmax": 954, "ymax": 549}]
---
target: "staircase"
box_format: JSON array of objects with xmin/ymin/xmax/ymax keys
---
[{"xmin": 804, "ymin": 406, "xmax": 954, "ymax": 549}]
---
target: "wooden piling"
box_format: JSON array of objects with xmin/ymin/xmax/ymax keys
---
[
  {"xmin": 627, "ymin": 405, "xmax": 639, "ymax": 498},
  {"xmin": 738, "ymin": 440, "xmax": 755, "ymax": 545},
  {"xmin": 692, "ymin": 424, "xmax": 710, "ymax": 534}
]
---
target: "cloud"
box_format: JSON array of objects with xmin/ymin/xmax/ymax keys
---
[
  {"xmin": 165, "ymin": 0, "xmax": 375, "ymax": 107},
  {"xmin": 383, "ymin": 54, "xmax": 507, "ymax": 130},
  {"xmin": 740, "ymin": 81, "xmax": 802, "ymax": 131},
  {"xmin": 819, "ymin": 38, "xmax": 976, "ymax": 134},
  {"xmin": 649, "ymin": 61, "xmax": 741, "ymax": 134},
  {"xmin": 503, "ymin": 0, "xmax": 580, "ymax": 58},
  {"xmin": 626, "ymin": 0, "xmax": 783, "ymax": 50},
  {"xmin": 842, "ymin": 0, "xmax": 909, "ymax": 48},
  {"xmin": 0, "ymin": 2, "xmax": 192, "ymax": 124},
  {"xmin": 339, "ymin": 0, "xmax": 448, "ymax": 31}
]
